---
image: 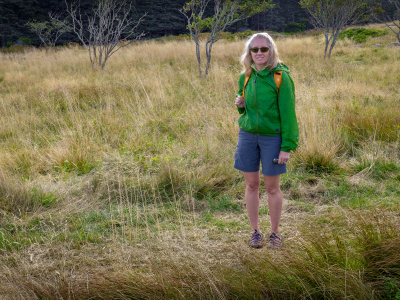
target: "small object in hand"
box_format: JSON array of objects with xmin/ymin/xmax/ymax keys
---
[{"xmin": 273, "ymin": 157, "xmax": 279, "ymax": 164}]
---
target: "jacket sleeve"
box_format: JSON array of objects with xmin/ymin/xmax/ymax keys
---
[
  {"xmin": 236, "ymin": 74, "xmax": 246, "ymax": 114},
  {"xmin": 278, "ymin": 71, "xmax": 299, "ymax": 152}
]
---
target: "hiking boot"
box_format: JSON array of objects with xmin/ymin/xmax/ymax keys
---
[
  {"xmin": 249, "ymin": 229, "xmax": 263, "ymax": 248},
  {"xmin": 267, "ymin": 232, "xmax": 282, "ymax": 248}
]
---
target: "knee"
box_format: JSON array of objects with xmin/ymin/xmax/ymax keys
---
[
  {"xmin": 246, "ymin": 180, "xmax": 260, "ymax": 192},
  {"xmin": 265, "ymin": 185, "xmax": 281, "ymax": 196}
]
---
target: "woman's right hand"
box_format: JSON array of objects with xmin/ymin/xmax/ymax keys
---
[{"xmin": 235, "ymin": 96, "xmax": 245, "ymax": 108}]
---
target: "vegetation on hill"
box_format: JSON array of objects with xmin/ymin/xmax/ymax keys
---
[{"xmin": 0, "ymin": 0, "xmax": 309, "ymax": 47}]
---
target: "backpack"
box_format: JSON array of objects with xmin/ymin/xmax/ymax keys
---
[{"xmin": 242, "ymin": 71, "xmax": 283, "ymax": 99}]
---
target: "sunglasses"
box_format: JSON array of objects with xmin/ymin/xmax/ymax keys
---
[{"xmin": 250, "ymin": 47, "xmax": 270, "ymax": 53}]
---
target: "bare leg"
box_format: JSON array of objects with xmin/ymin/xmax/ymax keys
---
[
  {"xmin": 263, "ymin": 175, "xmax": 282, "ymax": 234},
  {"xmin": 243, "ymin": 171, "xmax": 261, "ymax": 232}
]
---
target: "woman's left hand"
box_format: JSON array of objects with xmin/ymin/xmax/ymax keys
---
[
  {"xmin": 235, "ymin": 95, "xmax": 245, "ymax": 108},
  {"xmin": 278, "ymin": 151, "xmax": 290, "ymax": 164}
]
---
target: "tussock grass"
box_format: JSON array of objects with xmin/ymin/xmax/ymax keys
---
[
  {"xmin": 1, "ymin": 24, "xmax": 400, "ymax": 298},
  {"xmin": 2, "ymin": 209, "xmax": 398, "ymax": 299}
]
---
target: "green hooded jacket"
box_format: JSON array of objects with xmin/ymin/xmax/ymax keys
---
[{"xmin": 236, "ymin": 63, "xmax": 299, "ymax": 152}]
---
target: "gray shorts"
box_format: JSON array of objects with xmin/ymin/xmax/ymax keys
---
[{"xmin": 234, "ymin": 129, "xmax": 286, "ymax": 176}]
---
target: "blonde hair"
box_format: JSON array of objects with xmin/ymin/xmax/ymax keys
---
[{"xmin": 240, "ymin": 32, "xmax": 281, "ymax": 77}]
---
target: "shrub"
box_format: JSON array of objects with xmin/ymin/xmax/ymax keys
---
[
  {"xmin": 234, "ymin": 30, "xmax": 258, "ymax": 40},
  {"xmin": 158, "ymin": 34, "xmax": 191, "ymax": 42},
  {"xmin": 0, "ymin": 44, "xmax": 30, "ymax": 54},
  {"xmin": 19, "ymin": 37, "xmax": 31, "ymax": 45},
  {"xmin": 222, "ymin": 30, "xmax": 258, "ymax": 41},
  {"xmin": 284, "ymin": 22, "xmax": 306, "ymax": 33},
  {"xmin": 157, "ymin": 30, "xmax": 257, "ymax": 42},
  {"xmin": 339, "ymin": 28, "xmax": 388, "ymax": 43}
]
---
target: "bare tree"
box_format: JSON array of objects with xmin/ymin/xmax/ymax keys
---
[
  {"xmin": 27, "ymin": 13, "xmax": 70, "ymax": 50},
  {"xmin": 300, "ymin": 0, "xmax": 368, "ymax": 59},
  {"xmin": 62, "ymin": 0, "xmax": 146, "ymax": 69},
  {"xmin": 181, "ymin": 0, "xmax": 274, "ymax": 78},
  {"xmin": 371, "ymin": 0, "xmax": 400, "ymax": 42}
]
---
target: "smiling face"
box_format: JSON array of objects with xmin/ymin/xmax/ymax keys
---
[{"xmin": 250, "ymin": 37, "xmax": 270, "ymax": 71}]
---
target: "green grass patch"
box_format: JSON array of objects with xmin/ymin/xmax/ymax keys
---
[
  {"xmin": 354, "ymin": 159, "xmax": 400, "ymax": 179},
  {"xmin": 259, "ymin": 205, "xmax": 270, "ymax": 215},
  {"xmin": 0, "ymin": 210, "xmax": 112, "ymax": 252},
  {"xmin": 0, "ymin": 176, "xmax": 59, "ymax": 214},
  {"xmin": 382, "ymin": 278, "xmax": 400, "ymax": 300},
  {"xmin": 54, "ymin": 157, "xmax": 98, "ymax": 175},
  {"xmin": 31, "ymin": 188, "xmax": 59, "ymax": 208},
  {"xmin": 207, "ymin": 195, "xmax": 242, "ymax": 213},
  {"xmin": 324, "ymin": 177, "xmax": 378, "ymax": 205}
]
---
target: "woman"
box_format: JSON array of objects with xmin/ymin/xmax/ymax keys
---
[{"xmin": 234, "ymin": 32, "xmax": 299, "ymax": 248}]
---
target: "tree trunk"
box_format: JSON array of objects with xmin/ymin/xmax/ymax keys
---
[
  {"xmin": 324, "ymin": 30, "xmax": 329, "ymax": 59},
  {"xmin": 88, "ymin": 44, "xmax": 94, "ymax": 68},
  {"xmin": 328, "ymin": 30, "xmax": 341, "ymax": 59},
  {"xmin": 328, "ymin": 41, "xmax": 334, "ymax": 59},
  {"xmin": 195, "ymin": 41, "xmax": 202, "ymax": 78},
  {"xmin": 204, "ymin": 40, "xmax": 214, "ymax": 78}
]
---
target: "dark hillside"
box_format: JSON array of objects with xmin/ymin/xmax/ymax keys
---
[{"xmin": 0, "ymin": 0, "xmax": 397, "ymax": 47}]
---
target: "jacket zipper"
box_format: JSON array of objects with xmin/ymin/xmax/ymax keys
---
[{"xmin": 254, "ymin": 72, "xmax": 259, "ymax": 134}]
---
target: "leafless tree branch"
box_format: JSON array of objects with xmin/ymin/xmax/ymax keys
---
[
  {"xmin": 181, "ymin": 0, "xmax": 273, "ymax": 78},
  {"xmin": 371, "ymin": 0, "xmax": 400, "ymax": 43},
  {"xmin": 61, "ymin": 0, "xmax": 146, "ymax": 69},
  {"xmin": 300, "ymin": 0, "xmax": 367, "ymax": 59}
]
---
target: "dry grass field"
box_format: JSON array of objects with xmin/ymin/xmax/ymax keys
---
[{"xmin": 0, "ymin": 24, "xmax": 399, "ymax": 299}]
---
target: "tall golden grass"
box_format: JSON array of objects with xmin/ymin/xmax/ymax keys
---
[{"xmin": 0, "ymin": 24, "xmax": 399, "ymax": 299}]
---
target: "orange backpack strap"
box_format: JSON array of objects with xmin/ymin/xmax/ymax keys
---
[
  {"xmin": 243, "ymin": 71, "xmax": 283, "ymax": 98},
  {"xmin": 274, "ymin": 71, "xmax": 283, "ymax": 95},
  {"xmin": 242, "ymin": 75, "xmax": 250, "ymax": 98}
]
